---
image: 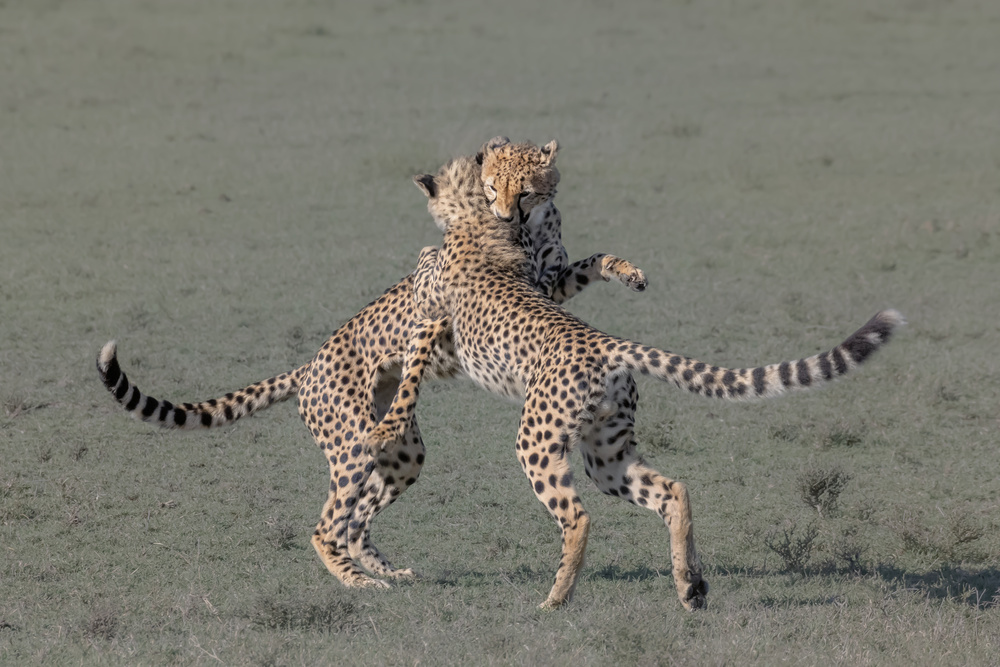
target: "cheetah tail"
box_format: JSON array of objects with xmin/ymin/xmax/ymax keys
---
[
  {"xmin": 613, "ymin": 309, "xmax": 904, "ymax": 401},
  {"xmin": 96, "ymin": 341, "xmax": 308, "ymax": 429}
]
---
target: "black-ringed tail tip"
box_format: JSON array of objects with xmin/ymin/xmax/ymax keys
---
[
  {"xmin": 604, "ymin": 308, "xmax": 905, "ymax": 402},
  {"xmin": 96, "ymin": 340, "xmax": 304, "ymax": 430}
]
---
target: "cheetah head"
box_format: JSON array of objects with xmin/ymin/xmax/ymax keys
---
[
  {"xmin": 477, "ymin": 137, "xmax": 560, "ymax": 224},
  {"xmin": 412, "ymin": 155, "xmax": 482, "ymax": 232}
]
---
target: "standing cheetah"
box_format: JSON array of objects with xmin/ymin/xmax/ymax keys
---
[
  {"xmin": 378, "ymin": 140, "xmax": 902, "ymax": 610},
  {"xmin": 96, "ymin": 139, "xmax": 648, "ymax": 589}
]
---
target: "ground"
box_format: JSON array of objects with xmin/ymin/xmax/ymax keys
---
[{"xmin": 1, "ymin": 0, "xmax": 998, "ymax": 664}]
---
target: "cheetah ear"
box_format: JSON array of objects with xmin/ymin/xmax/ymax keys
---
[
  {"xmin": 540, "ymin": 140, "xmax": 559, "ymax": 166},
  {"xmin": 412, "ymin": 174, "xmax": 437, "ymax": 199},
  {"xmin": 478, "ymin": 135, "xmax": 511, "ymax": 163}
]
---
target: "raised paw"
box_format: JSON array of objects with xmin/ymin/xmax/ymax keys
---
[{"xmin": 600, "ymin": 256, "xmax": 648, "ymax": 292}]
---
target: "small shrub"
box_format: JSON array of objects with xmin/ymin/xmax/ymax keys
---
[
  {"xmin": 486, "ymin": 534, "xmax": 514, "ymax": 559},
  {"xmin": 831, "ymin": 526, "xmax": 869, "ymax": 572},
  {"xmin": 769, "ymin": 424, "xmax": 801, "ymax": 442},
  {"xmin": 251, "ymin": 594, "xmax": 362, "ymax": 633},
  {"xmin": 265, "ymin": 516, "xmax": 297, "ymax": 550},
  {"xmin": 949, "ymin": 514, "xmax": 986, "ymax": 548},
  {"xmin": 84, "ymin": 605, "xmax": 119, "ymax": 641},
  {"xmin": 2, "ymin": 395, "xmax": 24, "ymax": 418},
  {"xmin": 824, "ymin": 426, "xmax": 865, "ymax": 449},
  {"xmin": 798, "ymin": 467, "xmax": 851, "ymax": 517},
  {"xmin": 764, "ymin": 521, "xmax": 819, "ymax": 572},
  {"xmin": 886, "ymin": 507, "xmax": 988, "ymax": 561},
  {"xmin": 642, "ymin": 419, "xmax": 676, "ymax": 452}
]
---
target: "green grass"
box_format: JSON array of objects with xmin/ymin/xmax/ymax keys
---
[{"xmin": 2, "ymin": 0, "xmax": 999, "ymax": 664}]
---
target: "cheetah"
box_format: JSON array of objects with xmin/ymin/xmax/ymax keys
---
[
  {"xmin": 378, "ymin": 139, "xmax": 902, "ymax": 611},
  {"xmin": 96, "ymin": 139, "xmax": 649, "ymax": 589}
]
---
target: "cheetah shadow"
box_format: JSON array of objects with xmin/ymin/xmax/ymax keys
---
[
  {"xmin": 428, "ymin": 562, "xmax": 999, "ymax": 609},
  {"xmin": 431, "ymin": 563, "xmax": 667, "ymax": 588},
  {"xmin": 709, "ymin": 561, "xmax": 1000, "ymax": 609}
]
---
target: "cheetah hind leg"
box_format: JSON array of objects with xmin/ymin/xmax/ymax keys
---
[
  {"xmin": 347, "ymin": 435, "xmax": 427, "ymax": 580},
  {"xmin": 312, "ymin": 485, "xmax": 390, "ymax": 589},
  {"xmin": 579, "ymin": 381, "xmax": 707, "ymax": 610}
]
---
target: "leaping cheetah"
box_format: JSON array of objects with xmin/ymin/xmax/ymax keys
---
[
  {"xmin": 96, "ymin": 138, "xmax": 648, "ymax": 589},
  {"xmin": 375, "ymin": 139, "xmax": 902, "ymax": 611}
]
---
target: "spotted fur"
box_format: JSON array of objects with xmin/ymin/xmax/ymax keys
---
[
  {"xmin": 387, "ymin": 142, "xmax": 903, "ymax": 611},
  {"xmin": 96, "ymin": 139, "xmax": 649, "ymax": 590}
]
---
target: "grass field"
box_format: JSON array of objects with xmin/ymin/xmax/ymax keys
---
[{"xmin": 2, "ymin": 0, "xmax": 999, "ymax": 664}]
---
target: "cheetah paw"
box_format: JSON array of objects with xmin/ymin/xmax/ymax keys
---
[
  {"xmin": 346, "ymin": 575, "xmax": 392, "ymax": 590},
  {"xmin": 601, "ymin": 257, "xmax": 648, "ymax": 292},
  {"xmin": 621, "ymin": 267, "xmax": 647, "ymax": 292},
  {"xmin": 383, "ymin": 567, "xmax": 418, "ymax": 580},
  {"xmin": 363, "ymin": 421, "xmax": 404, "ymax": 457},
  {"xmin": 678, "ymin": 577, "xmax": 708, "ymax": 611}
]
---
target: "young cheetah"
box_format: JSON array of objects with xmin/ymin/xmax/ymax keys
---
[
  {"xmin": 96, "ymin": 140, "xmax": 648, "ymax": 589},
  {"xmin": 380, "ymin": 141, "xmax": 902, "ymax": 611}
]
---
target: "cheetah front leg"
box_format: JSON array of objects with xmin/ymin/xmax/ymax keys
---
[
  {"xmin": 547, "ymin": 253, "xmax": 648, "ymax": 304},
  {"xmin": 363, "ymin": 317, "xmax": 450, "ymax": 456}
]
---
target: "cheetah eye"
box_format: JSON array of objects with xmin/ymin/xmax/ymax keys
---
[
  {"xmin": 518, "ymin": 191, "xmax": 530, "ymax": 201},
  {"xmin": 484, "ymin": 184, "xmax": 497, "ymax": 198}
]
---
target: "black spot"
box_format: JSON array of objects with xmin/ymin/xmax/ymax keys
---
[{"xmin": 752, "ymin": 367, "xmax": 766, "ymax": 395}]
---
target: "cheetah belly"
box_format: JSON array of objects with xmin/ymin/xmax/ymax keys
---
[{"xmin": 453, "ymin": 330, "xmax": 526, "ymax": 400}]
